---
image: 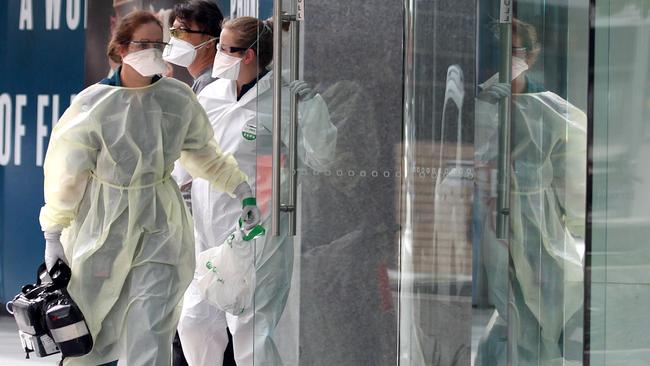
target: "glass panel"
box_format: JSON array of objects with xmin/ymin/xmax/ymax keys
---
[
  {"xmin": 255, "ymin": 0, "xmax": 590, "ymax": 365},
  {"xmin": 402, "ymin": 0, "xmax": 589, "ymax": 364},
  {"xmin": 401, "ymin": 0, "xmax": 476, "ymax": 364},
  {"xmin": 257, "ymin": 0, "xmax": 403, "ymax": 365},
  {"xmin": 589, "ymin": 2, "xmax": 650, "ymax": 364},
  {"xmin": 472, "ymin": 1, "xmax": 589, "ymax": 365}
]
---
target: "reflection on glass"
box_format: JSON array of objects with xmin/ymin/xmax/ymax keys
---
[
  {"xmin": 400, "ymin": 1, "xmax": 476, "ymax": 365},
  {"xmin": 473, "ymin": 12, "xmax": 587, "ymax": 366},
  {"xmin": 370, "ymin": 0, "xmax": 593, "ymax": 362}
]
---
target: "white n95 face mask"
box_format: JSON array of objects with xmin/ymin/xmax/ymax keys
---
[
  {"xmin": 512, "ymin": 56, "xmax": 529, "ymax": 80},
  {"xmin": 122, "ymin": 48, "xmax": 167, "ymax": 77},
  {"xmin": 163, "ymin": 37, "xmax": 215, "ymax": 67},
  {"xmin": 212, "ymin": 50, "xmax": 243, "ymax": 79}
]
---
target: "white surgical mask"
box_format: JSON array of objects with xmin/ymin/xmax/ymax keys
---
[
  {"xmin": 122, "ymin": 48, "xmax": 167, "ymax": 77},
  {"xmin": 512, "ymin": 56, "xmax": 529, "ymax": 80},
  {"xmin": 212, "ymin": 50, "xmax": 243, "ymax": 79},
  {"xmin": 163, "ymin": 37, "xmax": 215, "ymax": 67}
]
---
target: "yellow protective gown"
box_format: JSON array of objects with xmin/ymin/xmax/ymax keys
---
[{"xmin": 39, "ymin": 77, "xmax": 247, "ymax": 365}]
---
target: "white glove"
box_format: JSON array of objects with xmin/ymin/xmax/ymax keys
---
[
  {"xmin": 289, "ymin": 80, "xmax": 317, "ymax": 101},
  {"xmin": 233, "ymin": 182, "xmax": 261, "ymax": 230},
  {"xmin": 44, "ymin": 230, "xmax": 68, "ymax": 271}
]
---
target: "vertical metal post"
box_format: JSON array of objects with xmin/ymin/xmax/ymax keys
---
[
  {"xmin": 496, "ymin": 0, "xmax": 513, "ymax": 240},
  {"xmin": 288, "ymin": 9, "xmax": 300, "ymax": 236},
  {"xmin": 497, "ymin": 1, "xmax": 514, "ymax": 365},
  {"xmin": 271, "ymin": 0, "xmax": 283, "ymax": 236}
]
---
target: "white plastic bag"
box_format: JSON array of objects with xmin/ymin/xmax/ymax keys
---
[{"xmin": 196, "ymin": 222, "xmax": 265, "ymax": 315}]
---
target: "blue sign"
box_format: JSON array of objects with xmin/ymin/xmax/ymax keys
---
[{"xmin": 0, "ymin": 0, "xmax": 85, "ymax": 303}]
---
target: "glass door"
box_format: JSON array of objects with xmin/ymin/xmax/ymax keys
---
[
  {"xmin": 250, "ymin": 0, "xmax": 591, "ymax": 365},
  {"xmin": 252, "ymin": 0, "xmax": 404, "ymax": 365},
  {"xmin": 401, "ymin": 0, "xmax": 590, "ymax": 365}
]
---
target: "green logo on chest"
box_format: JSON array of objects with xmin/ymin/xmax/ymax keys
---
[{"xmin": 242, "ymin": 124, "xmax": 257, "ymax": 141}]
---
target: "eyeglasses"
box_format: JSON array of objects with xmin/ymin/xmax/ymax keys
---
[
  {"xmin": 216, "ymin": 43, "xmax": 248, "ymax": 54},
  {"xmin": 129, "ymin": 41, "xmax": 168, "ymax": 52},
  {"xmin": 169, "ymin": 27, "xmax": 211, "ymax": 40}
]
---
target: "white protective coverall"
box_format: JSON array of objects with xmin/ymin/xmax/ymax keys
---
[
  {"xmin": 474, "ymin": 91, "xmax": 586, "ymax": 365},
  {"xmin": 39, "ymin": 77, "xmax": 247, "ymax": 366},
  {"xmin": 177, "ymin": 70, "xmax": 336, "ymax": 366}
]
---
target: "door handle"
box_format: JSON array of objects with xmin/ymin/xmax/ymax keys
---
[
  {"xmin": 272, "ymin": 2, "xmax": 300, "ymax": 237},
  {"xmin": 496, "ymin": 11, "xmax": 513, "ymax": 240},
  {"xmin": 287, "ymin": 12, "xmax": 300, "ymax": 236},
  {"xmin": 271, "ymin": 0, "xmax": 283, "ymax": 237}
]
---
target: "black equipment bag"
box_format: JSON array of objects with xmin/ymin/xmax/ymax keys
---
[{"xmin": 7, "ymin": 260, "xmax": 93, "ymax": 359}]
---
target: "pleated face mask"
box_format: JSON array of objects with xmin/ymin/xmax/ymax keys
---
[
  {"xmin": 163, "ymin": 37, "xmax": 216, "ymax": 67},
  {"xmin": 211, "ymin": 49, "xmax": 244, "ymax": 80},
  {"xmin": 122, "ymin": 48, "xmax": 167, "ymax": 77}
]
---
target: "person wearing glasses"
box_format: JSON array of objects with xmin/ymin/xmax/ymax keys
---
[
  {"xmin": 160, "ymin": 2, "xmax": 226, "ymax": 364},
  {"xmin": 177, "ymin": 17, "xmax": 337, "ymax": 366},
  {"xmin": 163, "ymin": 0, "xmax": 223, "ymax": 94},
  {"xmin": 40, "ymin": 10, "xmax": 260, "ymax": 366}
]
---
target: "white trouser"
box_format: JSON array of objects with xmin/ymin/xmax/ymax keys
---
[
  {"xmin": 178, "ymin": 279, "xmax": 230, "ymax": 366},
  {"xmin": 179, "ymin": 220, "xmax": 293, "ymax": 366}
]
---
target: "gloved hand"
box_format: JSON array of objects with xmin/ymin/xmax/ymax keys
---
[
  {"xmin": 477, "ymin": 82, "xmax": 511, "ymax": 103},
  {"xmin": 289, "ymin": 80, "xmax": 317, "ymax": 101},
  {"xmin": 44, "ymin": 230, "xmax": 68, "ymax": 272},
  {"xmin": 233, "ymin": 182, "xmax": 261, "ymax": 230}
]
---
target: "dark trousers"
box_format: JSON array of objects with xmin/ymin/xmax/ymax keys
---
[{"xmin": 173, "ymin": 328, "xmax": 236, "ymax": 365}]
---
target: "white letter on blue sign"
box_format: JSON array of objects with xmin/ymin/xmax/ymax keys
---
[
  {"xmin": 46, "ymin": 0, "xmax": 62, "ymax": 30},
  {"xmin": 66, "ymin": 0, "xmax": 81, "ymax": 30},
  {"xmin": 0, "ymin": 94, "xmax": 12, "ymax": 166},
  {"xmin": 37, "ymin": 95, "xmax": 50, "ymax": 167},
  {"xmin": 19, "ymin": 0, "xmax": 34, "ymax": 30},
  {"xmin": 14, "ymin": 95, "xmax": 27, "ymax": 166}
]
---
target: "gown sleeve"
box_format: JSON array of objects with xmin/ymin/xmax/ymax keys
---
[
  {"xmin": 180, "ymin": 102, "xmax": 247, "ymax": 196},
  {"xmin": 40, "ymin": 107, "xmax": 99, "ymax": 231}
]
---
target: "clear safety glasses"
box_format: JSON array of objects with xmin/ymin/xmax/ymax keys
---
[
  {"xmin": 216, "ymin": 43, "xmax": 249, "ymax": 54},
  {"xmin": 169, "ymin": 27, "xmax": 214, "ymax": 40},
  {"xmin": 128, "ymin": 41, "xmax": 169, "ymax": 52}
]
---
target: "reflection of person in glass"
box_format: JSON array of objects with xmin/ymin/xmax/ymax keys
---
[{"xmin": 474, "ymin": 18, "xmax": 586, "ymax": 365}]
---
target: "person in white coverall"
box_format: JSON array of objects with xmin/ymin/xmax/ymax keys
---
[
  {"xmin": 473, "ymin": 19, "xmax": 586, "ymax": 366},
  {"xmin": 39, "ymin": 11, "xmax": 260, "ymax": 366},
  {"xmin": 177, "ymin": 17, "xmax": 337, "ymax": 366}
]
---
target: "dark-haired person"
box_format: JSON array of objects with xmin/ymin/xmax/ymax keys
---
[
  {"xmin": 164, "ymin": 0, "xmax": 223, "ymax": 93},
  {"xmin": 40, "ymin": 10, "xmax": 259, "ymax": 366},
  {"xmin": 177, "ymin": 17, "xmax": 336, "ymax": 366},
  {"xmin": 165, "ymin": 0, "xmax": 222, "ymax": 259},
  {"xmin": 161, "ymin": 3, "xmax": 226, "ymax": 364}
]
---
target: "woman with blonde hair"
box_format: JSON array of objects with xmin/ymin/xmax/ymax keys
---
[{"xmin": 178, "ymin": 16, "xmax": 337, "ymax": 366}]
